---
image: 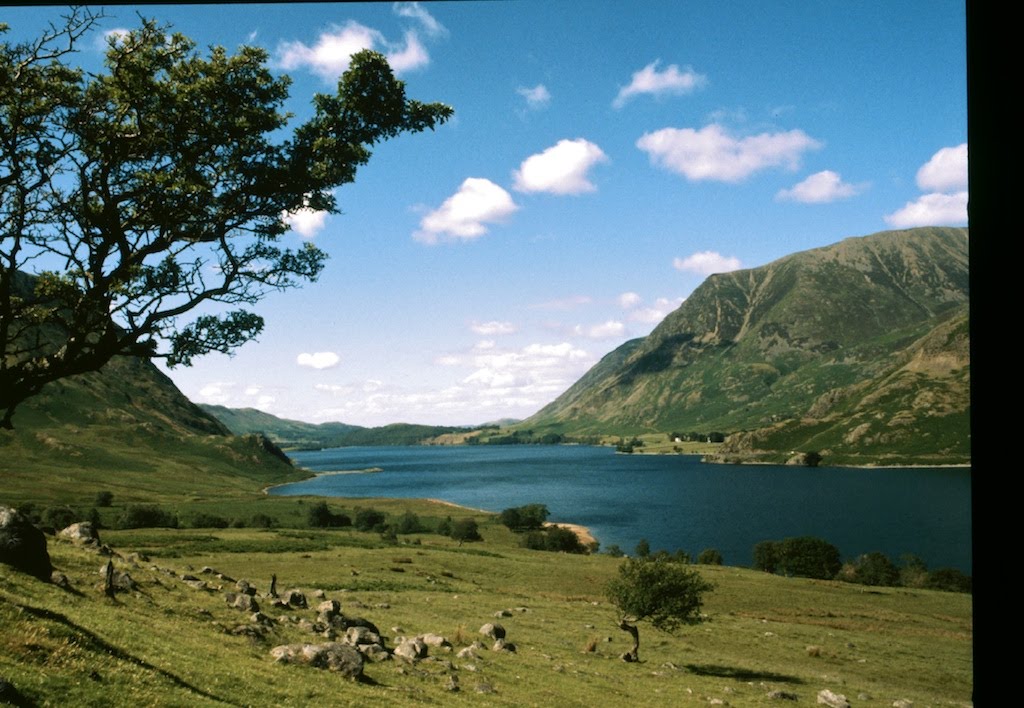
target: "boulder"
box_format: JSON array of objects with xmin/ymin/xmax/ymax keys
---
[
  {"xmin": 282, "ymin": 589, "xmax": 307, "ymax": 608},
  {"xmin": 345, "ymin": 626, "xmax": 382, "ymax": 647},
  {"xmin": 235, "ymin": 579, "xmax": 257, "ymax": 596},
  {"xmin": 58, "ymin": 521, "xmax": 100, "ymax": 547},
  {"xmin": 0, "ymin": 506, "xmax": 52, "ymax": 580},
  {"xmin": 419, "ymin": 633, "xmax": 452, "ymax": 650},
  {"xmin": 479, "ymin": 623, "xmax": 505, "ymax": 640},
  {"xmin": 817, "ymin": 689, "xmax": 851, "ymax": 708},
  {"xmin": 270, "ymin": 643, "xmax": 363, "ymax": 679},
  {"xmin": 394, "ymin": 637, "xmax": 428, "ymax": 662}
]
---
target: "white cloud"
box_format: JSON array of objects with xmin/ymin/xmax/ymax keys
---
[
  {"xmin": 637, "ymin": 124, "xmax": 822, "ymax": 182},
  {"xmin": 916, "ymin": 143, "xmax": 968, "ymax": 192},
  {"xmin": 673, "ymin": 251, "xmax": 743, "ymax": 275},
  {"xmin": 512, "ymin": 139, "xmax": 609, "ymax": 195},
  {"xmin": 613, "ymin": 60, "xmax": 707, "ymax": 108},
  {"xmin": 517, "ymin": 84, "xmax": 551, "ymax": 109},
  {"xmin": 197, "ymin": 382, "xmax": 235, "ymax": 405},
  {"xmin": 471, "ymin": 320, "xmax": 517, "ymax": 335},
  {"xmin": 393, "ymin": 2, "xmax": 448, "ymax": 37},
  {"xmin": 386, "ymin": 30, "xmax": 429, "ymax": 73},
  {"xmin": 296, "ymin": 351, "xmax": 341, "ymax": 369},
  {"xmin": 629, "ymin": 297, "xmax": 684, "ymax": 324},
  {"xmin": 776, "ymin": 170, "xmax": 864, "ymax": 203},
  {"xmin": 282, "ymin": 205, "xmax": 329, "ymax": 238},
  {"xmin": 97, "ymin": 28, "xmax": 131, "ymax": 49},
  {"xmin": 883, "ymin": 191, "xmax": 969, "ymax": 228},
  {"xmin": 276, "ymin": 20, "xmax": 430, "ymax": 80},
  {"xmin": 618, "ymin": 291, "xmax": 642, "ymax": 309},
  {"xmin": 574, "ymin": 320, "xmax": 626, "ymax": 339},
  {"xmin": 415, "ymin": 178, "xmax": 518, "ymax": 243}
]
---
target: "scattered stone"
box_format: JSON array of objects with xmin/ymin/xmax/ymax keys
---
[
  {"xmin": 282, "ymin": 589, "xmax": 307, "ymax": 609},
  {"xmin": 494, "ymin": 609, "xmax": 513, "ymax": 618},
  {"xmin": 419, "ymin": 633, "xmax": 452, "ymax": 650},
  {"xmin": 806, "ymin": 645, "xmax": 823, "ymax": 657},
  {"xmin": 235, "ymin": 580, "xmax": 256, "ymax": 596},
  {"xmin": 227, "ymin": 593, "xmax": 259, "ymax": 613},
  {"xmin": 492, "ymin": 638, "xmax": 516, "ymax": 653},
  {"xmin": 312, "ymin": 589, "xmax": 326, "ymax": 599},
  {"xmin": 201, "ymin": 566, "xmax": 216, "ymax": 575},
  {"xmin": 184, "ymin": 579, "xmax": 209, "ymax": 591},
  {"xmin": 456, "ymin": 646, "xmax": 479, "ymax": 660},
  {"xmin": 270, "ymin": 643, "xmax": 364, "ymax": 679},
  {"xmin": 709, "ymin": 700, "xmax": 725, "ymax": 706},
  {"xmin": 892, "ymin": 701, "xmax": 913, "ymax": 708},
  {"xmin": 317, "ymin": 599, "xmax": 341, "ymax": 616},
  {"xmin": 59, "ymin": 521, "xmax": 100, "ymax": 547},
  {"xmin": 857, "ymin": 693, "xmax": 873, "ymax": 701},
  {"xmin": 375, "ymin": 602, "xmax": 390, "ymax": 609},
  {"xmin": 216, "ymin": 572, "xmax": 236, "ymax": 583},
  {"xmin": 475, "ymin": 682, "xmax": 495, "ymax": 694},
  {"xmin": 479, "ymin": 623, "xmax": 505, "ymax": 640},
  {"xmin": 817, "ymin": 689, "xmax": 851, "ymax": 708},
  {"xmin": 0, "ymin": 505, "xmax": 53, "ymax": 580},
  {"xmin": 344, "ymin": 617, "xmax": 380, "ymax": 635},
  {"xmin": 181, "ymin": 574, "xmax": 201, "ymax": 582},
  {"xmin": 394, "ymin": 637, "xmax": 428, "ymax": 662},
  {"xmin": 767, "ymin": 690, "xmax": 799, "ymax": 700},
  {"xmin": 50, "ymin": 571, "xmax": 72, "ymax": 589},
  {"xmin": 444, "ymin": 674, "xmax": 460, "ymax": 692},
  {"xmin": 513, "ymin": 607, "xmax": 528, "ymax": 613},
  {"xmin": 345, "ymin": 626, "xmax": 382, "ymax": 647}
]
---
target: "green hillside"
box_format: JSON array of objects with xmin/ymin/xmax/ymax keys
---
[
  {"xmin": 524, "ymin": 227, "xmax": 970, "ymax": 465},
  {"xmin": 199, "ymin": 404, "xmax": 364, "ymax": 449}
]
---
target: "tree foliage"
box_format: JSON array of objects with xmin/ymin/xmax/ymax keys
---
[
  {"xmin": 498, "ymin": 503, "xmax": 549, "ymax": 531},
  {"xmin": 0, "ymin": 10, "xmax": 452, "ymax": 427},
  {"xmin": 605, "ymin": 556, "xmax": 714, "ymax": 632}
]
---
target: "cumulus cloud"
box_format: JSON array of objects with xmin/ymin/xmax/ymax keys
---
[
  {"xmin": 512, "ymin": 139, "xmax": 609, "ymax": 195},
  {"xmin": 296, "ymin": 351, "xmax": 341, "ymax": 369},
  {"xmin": 574, "ymin": 320, "xmax": 626, "ymax": 339},
  {"xmin": 916, "ymin": 143, "xmax": 968, "ymax": 192},
  {"xmin": 197, "ymin": 382, "xmax": 235, "ymax": 405},
  {"xmin": 637, "ymin": 124, "xmax": 822, "ymax": 182},
  {"xmin": 618, "ymin": 291, "xmax": 642, "ymax": 309},
  {"xmin": 883, "ymin": 192, "xmax": 969, "ymax": 228},
  {"xmin": 393, "ymin": 2, "xmax": 448, "ymax": 37},
  {"xmin": 776, "ymin": 170, "xmax": 864, "ymax": 203},
  {"xmin": 629, "ymin": 297, "xmax": 684, "ymax": 324},
  {"xmin": 282, "ymin": 205, "xmax": 329, "ymax": 238},
  {"xmin": 673, "ymin": 251, "xmax": 743, "ymax": 275},
  {"xmin": 276, "ymin": 20, "xmax": 430, "ymax": 80},
  {"xmin": 517, "ymin": 84, "xmax": 551, "ymax": 109},
  {"xmin": 613, "ymin": 60, "xmax": 707, "ymax": 108},
  {"xmin": 414, "ymin": 178, "xmax": 518, "ymax": 244},
  {"xmin": 471, "ymin": 320, "xmax": 517, "ymax": 335}
]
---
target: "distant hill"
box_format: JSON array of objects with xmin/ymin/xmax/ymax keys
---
[
  {"xmin": 524, "ymin": 227, "xmax": 970, "ymax": 466},
  {"xmin": 199, "ymin": 404, "xmax": 364, "ymax": 448},
  {"xmin": 199, "ymin": 404, "xmax": 473, "ymax": 448}
]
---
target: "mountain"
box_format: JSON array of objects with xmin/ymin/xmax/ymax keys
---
[
  {"xmin": 199, "ymin": 404, "xmax": 364, "ymax": 448},
  {"xmin": 524, "ymin": 226, "xmax": 970, "ymax": 466},
  {"xmin": 1, "ymin": 352, "xmax": 305, "ymax": 503}
]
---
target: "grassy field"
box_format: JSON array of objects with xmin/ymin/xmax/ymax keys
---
[{"xmin": 1, "ymin": 501, "xmax": 972, "ymax": 707}]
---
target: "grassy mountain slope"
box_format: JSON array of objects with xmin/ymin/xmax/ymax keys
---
[
  {"xmin": 525, "ymin": 227, "xmax": 970, "ymax": 465},
  {"xmin": 199, "ymin": 404, "xmax": 364, "ymax": 448},
  {"xmin": 1, "ymin": 355, "xmax": 306, "ymax": 507}
]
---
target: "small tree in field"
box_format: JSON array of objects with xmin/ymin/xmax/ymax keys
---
[{"xmin": 604, "ymin": 556, "xmax": 714, "ymax": 662}]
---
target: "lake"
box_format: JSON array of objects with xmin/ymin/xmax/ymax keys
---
[{"xmin": 270, "ymin": 445, "xmax": 972, "ymax": 573}]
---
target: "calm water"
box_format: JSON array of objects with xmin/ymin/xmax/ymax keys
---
[{"xmin": 271, "ymin": 445, "xmax": 972, "ymax": 573}]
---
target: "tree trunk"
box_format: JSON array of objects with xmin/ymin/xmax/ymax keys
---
[
  {"xmin": 103, "ymin": 560, "xmax": 115, "ymax": 598},
  {"xmin": 617, "ymin": 619, "xmax": 640, "ymax": 662},
  {"xmin": 269, "ymin": 573, "xmax": 277, "ymax": 598}
]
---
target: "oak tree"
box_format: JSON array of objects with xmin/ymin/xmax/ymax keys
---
[{"xmin": 0, "ymin": 10, "xmax": 452, "ymax": 427}]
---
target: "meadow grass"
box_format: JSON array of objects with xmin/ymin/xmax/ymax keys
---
[{"xmin": 0, "ymin": 517, "xmax": 972, "ymax": 707}]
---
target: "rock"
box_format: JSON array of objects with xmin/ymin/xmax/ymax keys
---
[
  {"xmin": 235, "ymin": 579, "xmax": 256, "ymax": 596},
  {"xmin": 494, "ymin": 609, "xmax": 513, "ymax": 618},
  {"xmin": 479, "ymin": 623, "xmax": 505, "ymax": 640},
  {"xmin": 492, "ymin": 638, "xmax": 516, "ymax": 653},
  {"xmin": 456, "ymin": 645, "xmax": 478, "ymax": 659},
  {"xmin": 0, "ymin": 505, "xmax": 53, "ymax": 580},
  {"xmin": 768, "ymin": 690, "xmax": 799, "ymax": 700},
  {"xmin": 229, "ymin": 594, "xmax": 260, "ymax": 613},
  {"xmin": 892, "ymin": 701, "xmax": 914, "ymax": 708},
  {"xmin": 50, "ymin": 571, "xmax": 71, "ymax": 589},
  {"xmin": 444, "ymin": 674, "xmax": 460, "ymax": 692},
  {"xmin": 270, "ymin": 643, "xmax": 364, "ymax": 679},
  {"xmin": 419, "ymin": 633, "xmax": 451, "ymax": 649},
  {"xmin": 345, "ymin": 626, "xmax": 382, "ymax": 647},
  {"xmin": 394, "ymin": 637, "xmax": 428, "ymax": 662},
  {"xmin": 817, "ymin": 689, "xmax": 851, "ymax": 708},
  {"xmin": 344, "ymin": 617, "xmax": 380, "ymax": 635},
  {"xmin": 282, "ymin": 589, "xmax": 307, "ymax": 608},
  {"xmin": 474, "ymin": 682, "xmax": 495, "ymax": 694},
  {"xmin": 317, "ymin": 599, "xmax": 341, "ymax": 616},
  {"xmin": 58, "ymin": 521, "xmax": 100, "ymax": 547}
]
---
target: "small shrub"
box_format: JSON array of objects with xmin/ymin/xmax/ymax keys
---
[
  {"xmin": 449, "ymin": 518, "xmax": 482, "ymax": 543},
  {"xmin": 190, "ymin": 513, "xmax": 229, "ymax": 529},
  {"xmin": 436, "ymin": 516, "xmax": 453, "ymax": 536},
  {"xmin": 43, "ymin": 505, "xmax": 78, "ymax": 531},
  {"xmin": 250, "ymin": 513, "xmax": 277, "ymax": 529},
  {"xmin": 354, "ymin": 508, "xmax": 387, "ymax": 532},
  {"xmin": 308, "ymin": 501, "xmax": 351, "ymax": 528},
  {"xmin": 697, "ymin": 548, "xmax": 723, "ymax": 565},
  {"xmin": 396, "ymin": 510, "xmax": 424, "ymax": 534},
  {"xmin": 634, "ymin": 539, "xmax": 651, "ymax": 558},
  {"xmin": 752, "ymin": 540, "xmax": 781, "ymax": 573},
  {"xmin": 94, "ymin": 490, "xmax": 114, "ymax": 507},
  {"xmin": 604, "ymin": 544, "xmax": 625, "ymax": 557},
  {"xmin": 924, "ymin": 568, "xmax": 972, "ymax": 593},
  {"xmin": 848, "ymin": 551, "xmax": 899, "ymax": 586}
]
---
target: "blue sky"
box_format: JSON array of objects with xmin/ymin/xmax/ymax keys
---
[{"xmin": 4, "ymin": 2, "xmax": 968, "ymax": 427}]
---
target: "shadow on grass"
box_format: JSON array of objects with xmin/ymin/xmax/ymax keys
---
[{"xmin": 683, "ymin": 664, "xmax": 804, "ymax": 684}]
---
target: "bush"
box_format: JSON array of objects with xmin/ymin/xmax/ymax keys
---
[
  {"xmin": 94, "ymin": 490, "xmax": 114, "ymax": 507},
  {"xmin": 308, "ymin": 502, "xmax": 351, "ymax": 528},
  {"xmin": 436, "ymin": 516, "xmax": 453, "ymax": 536},
  {"xmin": 117, "ymin": 505, "xmax": 178, "ymax": 529},
  {"xmin": 250, "ymin": 513, "xmax": 277, "ymax": 529},
  {"xmin": 499, "ymin": 503, "xmax": 549, "ymax": 531},
  {"xmin": 604, "ymin": 544, "xmax": 625, "ymax": 557},
  {"xmin": 752, "ymin": 540, "xmax": 781, "ymax": 573},
  {"xmin": 697, "ymin": 548, "xmax": 723, "ymax": 565},
  {"xmin": 848, "ymin": 551, "xmax": 899, "ymax": 586},
  {"xmin": 899, "ymin": 554, "xmax": 929, "ymax": 588},
  {"xmin": 43, "ymin": 506, "xmax": 78, "ymax": 531},
  {"xmin": 634, "ymin": 539, "xmax": 651, "ymax": 558},
  {"xmin": 354, "ymin": 508, "xmax": 387, "ymax": 532},
  {"xmin": 924, "ymin": 568, "xmax": 972, "ymax": 593},
  {"xmin": 520, "ymin": 526, "xmax": 588, "ymax": 554},
  {"xmin": 396, "ymin": 510, "xmax": 425, "ymax": 534},
  {"xmin": 449, "ymin": 518, "xmax": 482, "ymax": 543},
  {"xmin": 190, "ymin": 513, "xmax": 229, "ymax": 529},
  {"xmin": 778, "ymin": 536, "xmax": 842, "ymax": 579}
]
